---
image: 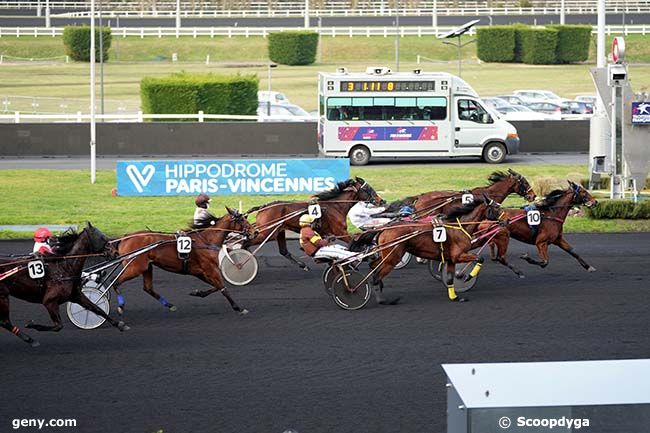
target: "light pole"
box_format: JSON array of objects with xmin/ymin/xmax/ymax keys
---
[
  {"xmin": 304, "ymin": 0, "xmax": 310, "ymax": 28},
  {"xmin": 267, "ymin": 63, "xmax": 277, "ymax": 116},
  {"xmin": 45, "ymin": 0, "xmax": 50, "ymax": 28},
  {"xmin": 560, "ymin": 0, "xmax": 565, "ymax": 25},
  {"xmin": 99, "ymin": 0, "xmax": 104, "ymax": 115},
  {"xmin": 90, "ymin": 0, "xmax": 96, "ymax": 184},
  {"xmin": 176, "ymin": 0, "xmax": 181, "ymax": 35},
  {"xmin": 395, "ymin": 0, "xmax": 400, "ymax": 72},
  {"xmin": 432, "ymin": 0, "xmax": 437, "ymax": 32}
]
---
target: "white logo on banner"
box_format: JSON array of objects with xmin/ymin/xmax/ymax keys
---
[{"xmin": 126, "ymin": 164, "xmax": 155, "ymax": 193}]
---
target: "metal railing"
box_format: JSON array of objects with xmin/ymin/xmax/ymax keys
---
[
  {"xmin": 0, "ymin": 95, "xmax": 140, "ymax": 115},
  {"xmin": 0, "ymin": 111, "xmax": 259, "ymax": 123},
  {"xmin": 2, "ymin": 24, "xmax": 650, "ymax": 39}
]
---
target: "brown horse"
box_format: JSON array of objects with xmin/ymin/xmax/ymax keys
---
[
  {"xmin": 351, "ymin": 195, "xmax": 504, "ymax": 304},
  {"xmin": 483, "ymin": 181, "xmax": 598, "ymax": 272},
  {"xmin": 112, "ymin": 207, "xmax": 256, "ymax": 316},
  {"xmin": 242, "ymin": 177, "xmax": 383, "ymax": 270},
  {"xmin": 386, "ymin": 169, "xmax": 536, "ymax": 217},
  {"xmin": 0, "ymin": 223, "xmax": 126, "ymax": 347}
]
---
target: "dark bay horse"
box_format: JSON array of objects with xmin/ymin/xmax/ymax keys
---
[
  {"xmin": 0, "ymin": 223, "xmax": 126, "ymax": 347},
  {"xmin": 386, "ymin": 169, "xmax": 535, "ymax": 217},
  {"xmin": 242, "ymin": 177, "xmax": 383, "ymax": 270},
  {"xmin": 483, "ymin": 181, "xmax": 598, "ymax": 272},
  {"xmin": 351, "ymin": 195, "xmax": 504, "ymax": 304},
  {"xmin": 113, "ymin": 207, "xmax": 256, "ymax": 316}
]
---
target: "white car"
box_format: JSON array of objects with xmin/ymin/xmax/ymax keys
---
[
  {"xmin": 257, "ymin": 102, "xmax": 315, "ymax": 122},
  {"xmin": 258, "ymin": 91, "xmax": 291, "ymax": 105},
  {"xmin": 496, "ymin": 104, "xmax": 555, "ymax": 121},
  {"xmin": 514, "ymin": 90, "xmax": 567, "ymax": 103}
]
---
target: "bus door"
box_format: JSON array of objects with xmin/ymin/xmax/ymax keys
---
[{"xmin": 454, "ymin": 98, "xmax": 495, "ymax": 148}]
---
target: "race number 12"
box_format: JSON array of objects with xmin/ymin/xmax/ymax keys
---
[
  {"xmin": 27, "ymin": 260, "xmax": 45, "ymax": 279},
  {"xmin": 176, "ymin": 236, "xmax": 192, "ymax": 254},
  {"xmin": 527, "ymin": 210, "xmax": 541, "ymax": 226}
]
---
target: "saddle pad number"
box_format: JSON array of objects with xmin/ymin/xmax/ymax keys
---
[
  {"xmin": 308, "ymin": 204, "xmax": 322, "ymax": 219},
  {"xmin": 527, "ymin": 210, "xmax": 541, "ymax": 226},
  {"xmin": 433, "ymin": 227, "xmax": 447, "ymax": 243},
  {"xmin": 461, "ymin": 194, "xmax": 474, "ymax": 205},
  {"xmin": 176, "ymin": 236, "xmax": 192, "ymax": 254},
  {"xmin": 27, "ymin": 260, "xmax": 45, "ymax": 279}
]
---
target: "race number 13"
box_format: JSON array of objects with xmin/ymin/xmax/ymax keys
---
[
  {"xmin": 27, "ymin": 260, "xmax": 45, "ymax": 279},
  {"xmin": 308, "ymin": 204, "xmax": 322, "ymax": 219},
  {"xmin": 527, "ymin": 210, "xmax": 541, "ymax": 226},
  {"xmin": 176, "ymin": 236, "xmax": 192, "ymax": 254}
]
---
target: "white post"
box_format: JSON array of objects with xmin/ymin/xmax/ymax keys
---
[
  {"xmin": 90, "ymin": 0, "xmax": 96, "ymax": 184},
  {"xmin": 597, "ymin": 0, "xmax": 606, "ymax": 68},
  {"xmin": 176, "ymin": 0, "xmax": 181, "ymax": 31},
  {"xmin": 304, "ymin": 0, "xmax": 309, "ymax": 28},
  {"xmin": 560, "ymin": 0, "xmax": 565, "ymax": 25},
  {"xmin": 432, "ymin": 0, "xmax": 437, "ymax": 29},
  {"xmin": 610, "ymin": 85, "xmax": 616, "ymax": 199},
  {"xmin": 45, "ymin": 0, "xmax": 50, "ymax": 28}
]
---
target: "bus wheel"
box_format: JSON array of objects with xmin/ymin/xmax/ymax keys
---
[
  {"xmin": 349, "ymin": 145, "xmax": 370, "ymax": 166},
  {"xmin": 482, "ymin": 142, "xmax": 507, "ymax": 164}
]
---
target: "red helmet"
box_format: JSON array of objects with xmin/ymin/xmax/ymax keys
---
[
  {"xmin": 195, "ymin": 193, "xmax": 211, "ymax": 207},
  {"xmin": 34, "ymin": 227, "xmax": 52, "ymax": 242}
]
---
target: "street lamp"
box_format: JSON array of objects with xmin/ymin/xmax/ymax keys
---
[
  {"xmin": 90, "ymin": 0, "xmax": 96, "ymax": 184},
  {"xmin": 267, "ymin": 63, "xmax": 277, "ymax": 116}
]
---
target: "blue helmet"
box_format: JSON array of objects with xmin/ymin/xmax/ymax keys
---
[{"xmin": 399, "ymin": 206, "xmax": 414, "ymax": 215}]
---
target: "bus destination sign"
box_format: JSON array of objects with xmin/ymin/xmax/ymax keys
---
[{"xmin": 340, "ymin": 81, "xmax": 436, "ymax": 92}]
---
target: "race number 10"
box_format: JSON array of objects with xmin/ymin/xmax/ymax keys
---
[
  {"xmin": 27, "ymin": 260, "xmax": 45, "ymax": 279},
  {"xmin": 176, "ymin": 236, "xmax": 192, "ymax": 254},
  {"xmin": 433, "ymin": 227, "xmax": 447, "ymax": 243},
  {"xmin": 308, "ymin": 204, "xmax": 322, "ymax": 219},
  {"xmin": 527, "ymin": 210, "xmax": 541, "ymax": 226}
]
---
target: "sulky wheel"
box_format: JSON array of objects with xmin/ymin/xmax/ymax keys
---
[
  {"xmin": 393, "ymin": 252, "xmax": 412, "ymax": 270},
  {"xmin": 427, "ymin": 260, "xmax": 478, "ymax": 293},
  {"xmin": 322, "ymin": 266, "xmax": 336, "ymax": 296},
  {"xmin": 331, "ymin": 269, "xmax": 372, "ymax": 311},
  {"xmin": 66, "ymin": 287, "xmax": 109, "ymax": 330},
  {"xmin": 219, "ymin": 248, "xmax": 259, "ymax": 286}
]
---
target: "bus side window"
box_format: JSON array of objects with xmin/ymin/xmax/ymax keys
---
[{"xmin": 327, "ymin": 108, "xmax": 341, "ymax": 120}]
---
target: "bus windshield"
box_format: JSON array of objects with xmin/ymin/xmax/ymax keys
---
[{"xmin": 326, "ymin": 96, "xmax": 447, "ymax": 121}]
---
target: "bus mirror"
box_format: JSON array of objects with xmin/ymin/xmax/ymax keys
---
[
  {"xmin": 413, "ymin": 69, "xmax": 421, "ymax": 75},
  {"xmin": 336, "ymin": 67, "xmax": 348, "ymax": 74}
]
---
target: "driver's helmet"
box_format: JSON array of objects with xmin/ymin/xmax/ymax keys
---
[
  {"xmin": 195, "ymin": 193, "xmax": 211, "ymax": 208},
  {"xmin": 399, "ymin": 206, "xmax": 414, "ymax": 215},
  {"xmin": 299, "ymin": 214, "xmax": 316, "ymax": 227},
  {"xmin": 34, "ymin": 227, "xmax": 52, "ymax": 242}
]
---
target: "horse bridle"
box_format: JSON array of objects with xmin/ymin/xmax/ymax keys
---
[{"xmin": 514, "ymin": 174, "xmax": 534, "ymax": 198}]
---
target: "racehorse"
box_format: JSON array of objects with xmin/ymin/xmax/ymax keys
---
[
  {"xmin": 0, "ymin": 223, "xmax": 125, "ymax": 347},
  {"xmin": 386, "ymin": 169, "xmax": 536, "ymax": 217},
  {"xmin": 242, "ymin": 177, "xmax": 383, "ymax": 270},
  {"xmin": 112, "ymin": 207, "xmax": 257, "ymax": 316},
  {"xmin": 351, "ymin": 195, "xmax": 504, "ymax": 304},
  {"xmin": 483, "ymin": 181, "xmax": 598, "ymax": 272}
]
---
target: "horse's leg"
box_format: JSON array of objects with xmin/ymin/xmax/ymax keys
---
[
  {"xmin": 69, "ymin": 291, "xmax": 130, "ymax": 332},
  {"xmin": 554, "ymin": 236, "xmax": 596, "ymax": 272},
  {"xmin": 371, "ymin": 251, "xmax": 402, "ymax": 306},
  {"xmin": 190, "ymin": 266, "xmax": 248, "ymax": 315},
  {"xmin": 141, "ymin": 264, "xmax": 177, "ymax": 311},
  {"xmin": 521, "ymin": 240, "xmax": 550, "ymax": 268},
  {"xmin": 445, "ymin": 262, "xmax": 468, "ymax": 303},
  {"xmin": 0, "ymin": 295, "xmax": 39, "ymax": 347},
  {"xmin": 25, "ymin": 299, "xmax": 64, "ymax": 332},
  {"xmin": 114, "ymin": 258, "xmax": 148, "ymax": 315},
  {"xmin": 277, "ymin": 230, "xmax": 309, "ymax": 271}
]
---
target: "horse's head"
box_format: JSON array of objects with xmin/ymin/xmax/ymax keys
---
[
  {"xmin": 351, "ymin": 177, "xmax": 384, "ymax": 206},
  {"xmin": 508, "ymin": 169, "xmax": 536, "ymax": 202},
  {"xmin": 224, "ymin": 207, "xmax": 258, "ymax": 240},
  {"xmin": 482, "ymin": 194, "xmax": 505, "ymax": 222},
  {"xmin": 568, "ymin": 181, "xmax": 598, "ymax": 208},
  {"xmin": 84, "ymin": 222, "xmax": 111, "ymax": 254}
]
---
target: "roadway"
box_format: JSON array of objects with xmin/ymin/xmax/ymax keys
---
[
  {"xmin": 0, "ymin": 13, "xmax": 648, "ymax": 27},
  {"xmin": 0, "ymin": 233, "xmax": 648, "ymax": 433}
]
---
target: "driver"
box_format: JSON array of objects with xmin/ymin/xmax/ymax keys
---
[
  {"xmin": 299, "ymin": 214, "xmax": 358, "ymax": 261},
  {"xmin": 194, "ymin": 193, "xmax": 212, "ymax": 225},
  {"xmin": 348, "ymin": 202, "xmax": 414, "ymax": 230},
  {"xmin": 33, "ymin": 227, "xmax": 54, "ymax": 255}
]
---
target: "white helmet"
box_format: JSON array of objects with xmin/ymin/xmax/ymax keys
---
[{"xmin": 299, "ymin": 214, "xmax": 316, "ymax": 227}]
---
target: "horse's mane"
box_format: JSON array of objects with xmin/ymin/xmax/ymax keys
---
[
  {"xmin": 246, "ymin": 200, "xmax": 286, "ymax": 214},
  {"xmin": 487, "ymin": 171, "xmax": 510, "ymax": 185},
  {"xmin": 50, "ymin": 228, "xmax": 80, "ymax": 255},
  {"xmin": 191, "ymin": 212, "xmax": 224, "ymax": 229},
  {"xmin": 536, "ymin": 189, "xmax": 568, "ymax": 209},
  {"xmin": 443, "ymin": 200, "xmax": 482, "ymax": 220},
  {"xmin": 312, "ymin": 179, "xmax": 354, "ymax": 201},
  {"xmin": 384, "ymin": 196, "xmax": 417, "ymax": 213}
]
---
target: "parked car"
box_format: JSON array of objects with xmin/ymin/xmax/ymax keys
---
[
  {"xmin": 496, "ymin": 95, "xmax": 529, "ymax": 106},
  {"xmin": 514, "ymin": 90, "xmax": 566, "ymax": 103},
  {"xmin": 258, "ymin": 91, "xmax": 291, "ymax": 105},
  {"xmin": 561, "ymin": 100, "xmax": 593, "ymax": 119},
  {"xmin": 257, "ymin": 102, "xmax": 315, "ymax": 122},
  {"xmin": 482, "ymin": 97, "xmax": 512, "ymax": 110},
  {"xmin": 496, "ymin": 104, "xmax": 554, "ymax": 121},
  {"xmin": 526, "ymin": 101, "xmax": 563, "ymax": 120},
  {"xmin": 575, "ymin": 95, "xmax": 597, "ymax": 105}
]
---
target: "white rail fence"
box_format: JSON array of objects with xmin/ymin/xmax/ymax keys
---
[
  {"xmin": 2, "ymin": 24, "xmax": 650, "ymax": 39},
  {"xmin": 0, "ymin": 112, "xmax": 260, "ymax": 123}
]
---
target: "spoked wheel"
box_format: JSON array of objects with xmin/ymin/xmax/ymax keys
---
[
  {"xmin": 219, "ymin": 248, "xmax": 259, "ymax": 286},
  {"xmin": 322, "ymin": 266, "xmax": 336, "ymax": 296},
  {"xmin": 427, "ymin": 260, "xmax": 478, "ymax": 293},
  {"xmin": 331, "ymin": 269, "xmax": 372, "ymax": 311},
  {"xmin": 82, "ymin": 255, "xmax": 111, "ymax": 300},
  {"xmin": 393, "ymin": 252, "xmax": 412, "ymax": 270},
  {"xmin": 66, "ymin": 285, "xmax": 109, "ymax": 330}
]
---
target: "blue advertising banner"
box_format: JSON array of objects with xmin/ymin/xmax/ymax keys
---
[
  {"xmin": 632, "ymin": 102, "xmax": 650, "ymax": 124},
  {"xmin": 116, "ymin": 159, "xmax": 350, "ymax": 196}
]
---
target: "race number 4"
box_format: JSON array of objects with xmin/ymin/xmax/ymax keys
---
[
  {"xmin": 176, "ymin": 236, "xmax": 192, "ymax": 254},
  {"xmin": 433, "ymin": 227, "xmax": 447, "ymax": 243},
  {"xmin": 27, "ymin": 260, "xmax": 45, "ymax": 279},
  {"xmin": 308, "ymin": 204, "xmax": 322, "ymax": 219},
  {"xmin": 527, "ymin": 210, "xmax": 541, "ymax": 226},
  {"xmin": 461, "ymin": 194, "xmax": 474, "ymax": 205}
]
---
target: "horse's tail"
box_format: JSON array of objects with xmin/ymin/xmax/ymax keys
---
[{"xmin": 349, "ymin": 230, "xmax": 377, "ymax": 252}]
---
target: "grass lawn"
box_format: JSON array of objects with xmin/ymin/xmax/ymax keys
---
[
  {"xmin": 1, "ymin": 164, "xmax": 648, "ymax": 239},
  {"xmin": 1, "ymin": 34, "xmax": 650, "ymax": 111}
]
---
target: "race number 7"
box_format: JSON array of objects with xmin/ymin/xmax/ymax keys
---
[
  {"xmin": 527, "ymin": 210, "xmax": 541, "ymax": 226},
  {"xmin": 308, "ymin": 204, "xmax": 322, "ymax": 219},
  {"xmin": 432, "ymin": 227, "xmax": 447, "ymax": 243},
  {"xmin": 27, "ymin": 260, "xmax": 45, "ymax": 279},
  {"xmin": 176, "ymin": 236, "xmax": 192, "ymax": 254}
]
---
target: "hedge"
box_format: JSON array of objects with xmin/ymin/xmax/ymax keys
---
[
  {"xmin": 512, "ymin": 24, "xmax": 529, "ymax": 63},
  {"xmin": 476, "ymin": 26, "xmax": 515, "ymax": 62},
  {"xmin": 62, "ymin": 26, "xmax": 111, "ymax": 62},
  {"xmin": 268, "ymin": 31, "xmax": 318, "ymax": 66},
  {"xmin": 140, "ymin": 73, "xmax": 258, "ymax": 117},
  {"xmin": 586, "ymin": 200, "xmax": 650, "ymax": 219},
  {"xmin": 519, "ymin": 27, "xmax": 558, "ymax": 64},
  {"xmin": 548, "ymin": 25, "xmax": 592, "ymax": 63}
]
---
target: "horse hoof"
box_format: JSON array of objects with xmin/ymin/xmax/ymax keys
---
[
  {"xmin": 303, "ymin": 266, "xmax": 310, "ymax": 272},
  {"xmin": 587, "ymin": 266, "xmax": 597, "ymax": 272},
  {"xmin": 451, "ymin": 297, "xmax": 469, "ymax": 303},
  {"xmin": 379, "ymin": 297, "xmax": 400, "ymax": 306},
  {"xmin": 520, "ymin": 254, "xmax": 529, "ymax": 260},
  {"xmin": 189, "ymin": 290, "xmax": 201, "ymax": 297},
  {"xmin": 518, "ymin": 274, "xmax": 526, "ymax": 279},
  {"xmin": 30, "ymin": 340, "xmax": 41, "ymax": 348},
  {"xmin": 168, "ymin": 305, "xmax": 178, "ymax": 312},
  {"xmin": 239, "ymin": 309, "xmax": 249, "ymax": 315},
  {"xmin": 117, "ymin": 321, "xmax": 130, "ymax": 332},
  {"xmin": 117, "ymin": 306, "xmax": 124, "ymax": 315},
  {"xmin": 25, "ymin": 320, "xmax": 35, "ymax": 329}
]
